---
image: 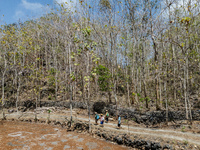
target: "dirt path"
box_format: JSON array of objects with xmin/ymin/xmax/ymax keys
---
[
  {"xmin": 75, "ymin": 116, "xmax": 200, "ymax": 146},
  {"xmin": 2, "ymin": 111, "xmax": 200, "ymax": 147}
]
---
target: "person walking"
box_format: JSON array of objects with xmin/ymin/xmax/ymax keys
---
[
  {"xmin": 95, "ymin": 112, "xmax": 99, "ymax": 124},
  {"xmin": 117, "ymin": 115, "xmax": 121, "ymax": 128},
  {"xmin": 100, "ymin": 114, "xmax": 104, "ymax": 127},
  {"xmin": 105, "ymin": 110, "xmax": 109, "ymax": 123}
]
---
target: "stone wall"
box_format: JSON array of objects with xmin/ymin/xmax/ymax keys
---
[
  {"xmin": 2, "ymin": 100, "xmax": 91, "ymax": 110},
  {"xmin": 2, "ymin": 100, "xmax": 200, "ymax": 125},
  {"xmin": 106, "ymin": 105, "xmax": 200, "ymax": 125}
]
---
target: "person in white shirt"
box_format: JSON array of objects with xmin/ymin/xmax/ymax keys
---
[{"xmin": 118, "ymin": 115, "xmax": 121, "ymax": 128}]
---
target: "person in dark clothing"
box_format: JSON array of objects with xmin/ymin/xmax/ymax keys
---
[{"xmin": 105, "ymin": 110, "xmax": 109, "ymax": 123}]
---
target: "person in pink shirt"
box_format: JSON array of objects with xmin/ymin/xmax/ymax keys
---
[{"xmin": 100, "ymin": 114, "xmax": 104, "ymax": 127}]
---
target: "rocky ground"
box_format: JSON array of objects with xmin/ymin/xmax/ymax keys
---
[{"xmin": 1, "ymin": 106, "xmax": 200, "ymax": 150}]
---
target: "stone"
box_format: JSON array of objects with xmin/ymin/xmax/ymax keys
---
[
  {"xmin": 116, "ymin": 137, "xmax": 123, "ymax": 145},
  {"xmin": 61, "ymin": 139, "xmax": 68, "ymax": 142},
  {"xmin": 64, "ymin": 145, "xmax": 71, "ymax": 149},
  {"xmin": 22, "ymin": 145, "xmax": 30, "ymax": 150},
  {"xmin": 54, "ymin": 121, "xmax": 61, "ymax": 125},
  {"xmin": 96, "ymin": 131, "xmax": 101, "ymax": 137},
  {"xmin": 124, "ymin": 138, "xmax": 132, "ymax": 146},
  {"xmin": 86, "ymin": 142, "xmax": 98, "ymax": 149},
  {"xmin": 51, "ymin": 141, "xmax": 58, "ymax": 145},
  {"xmin": 39, "ymin": 143, "xmax": 45, "ymax": 146},
  {"xmin": 151, "ymin": 142, "xmax": 162, "ymax": 150},
  {"xmin": 8, "ymin": 109, "xmax": 14, "ymax": 113},
  {"xmin": 103, "ymin": 146, "xmax": 111, "ymax": 150},
  {"xmin": 145, "ymin": 142, "xmax": 151, "ymax": 150},
  {"xmin": 73, "ymin": 135, "xmax": 78, "ymax": 139},
  {"xmin": 101, "ymin": 132, "xmax": 106, "ymax": 138},
  {"xmin": 77, "ymin": 138, "xmax": 84, "ymax": 142},
  {"xmin": 66, "ymin": 134, "xmax": 72, "ymax": 137},
  {"xmin": 163, "ymin": 144, "xmax": 172, "ymax": 150},
  {"xmin": 85, "ymin": 142, "xmax": 97, "ymax": 149}
]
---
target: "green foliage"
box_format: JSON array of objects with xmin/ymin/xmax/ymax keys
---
[
  {"xmin": 81, "ymin": 27, "xmax": 91, "ymax": 37},
  {"xmin": 49, "ymin": 68, "xmax": 56, "ymax": 75},
  {"xmin": 96, "ymin": 65, "xmax": 112, "ymax": 91},
  {"xmin": 132, "ymin": 118, "xmax": 136, "ymax": 121},
  {"xmin": 146, "ymin": 97, "xmax": 151, "ymax": 102},
  {"xmin": 139, "ymin": 98, "xmax": 144, "ymax": 102},
  {"xmin": 183, "ymin": 140, "xmax": 188, "ymax": 145},
  {"xmin": 47, "ymin": 109, "xmax": 51, "ymax": 113},
  {"xmin": 181, "ymin": 126, "xmax": 186, "ymax": 132},
  {"xmin": 47, "ymin": 75, "xmax": 55, "ymax": 87},
  {"xmin": 48, "ymin": 95, "xmax": 52, "ymax": 100},
  {"xmin": 132, "ymin": 92, "xmax": 136, "ymax": 96},
  {"xmin": 179, "ymin": 17, "xmax": 192, "ymax": 25},
  {"xmin": 139, "ymin": 97, "xmax": 151, "ymax": 103},
  {"xmin": 70, "ymin": 72, "xmax": 76, "ymax": 81}
]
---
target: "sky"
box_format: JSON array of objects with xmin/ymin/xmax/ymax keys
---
[
  {"xmin": 0, "ymin": 0, "xmax": 198, "ymax": 25},
  {"xmin": 0, "ymin": 0, "xmax": 77, "ymax": 25}
]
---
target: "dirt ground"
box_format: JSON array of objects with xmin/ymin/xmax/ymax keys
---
[{"xmin": 0, "ymin": 121, "xmax": 129, "ymax": 150}]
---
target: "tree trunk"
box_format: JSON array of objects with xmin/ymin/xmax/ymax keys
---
[
  {"xmin": 165, "ymin": 81, "xmax": 168, "ymax": 125},
  {"xmin": 184, "ymin": 57, "xmax": 188, "ymax": 120},
  {"xmin": 108, "ymin": 91, "xmax": 112, "ymax": 104},
  {"xmin": 87, "ymin": 51, "xmax": 91, "ymax": 133},
  {"xmin": 186, "ymin": 57, "xmax": 192, "ymax": 122},
  {"xmin": 69, "ymin": 43, "xmax": 73, "ymax": 124},
  {"xmin": 114, "ymin": 81, "xmax": 118, "ymax": 107},
  {"xmin": 16, "ymin": 77, "xmax": 21, "ymax": 114},
  {"xmin": 35, "ymin": 97, "xmax": 38, "ymax": 122},
  {"xmin": 2, "ymin": 72, "xmax": 5, "ymax": 119},
  {"xmin": 1, "ymin": 55, "xmax": 7, "ymax": 120}
]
